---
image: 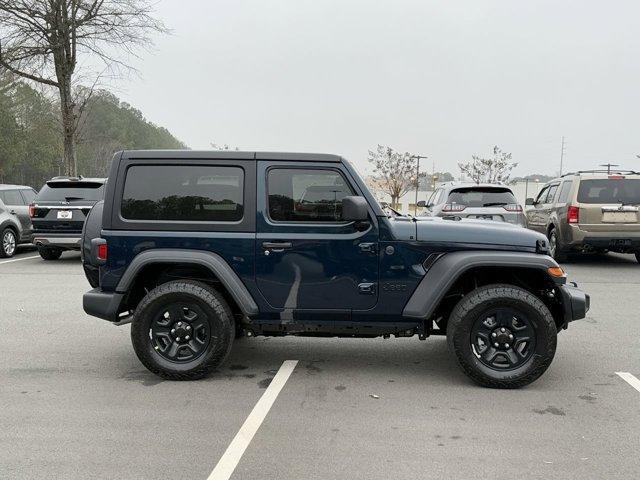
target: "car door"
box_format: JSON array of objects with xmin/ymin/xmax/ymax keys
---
[
  {"xmin": 255, "ymin": 161, "xmax": 379, "ymax": 319},
  {"xmin": 526, "ymin": 185, "xmax": 549, "ymax": 232},
  {"xmin": 539, "ymin": 183, "xmax": 559, "ymax": 230},
  {"xmin": 0, "ymin": 189, "xmax": 31, "ymax": 238}
]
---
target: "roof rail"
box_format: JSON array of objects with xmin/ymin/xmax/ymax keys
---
[{"xmin": 561, "ymin": 169, "xmax": 640, "ymax": 177}]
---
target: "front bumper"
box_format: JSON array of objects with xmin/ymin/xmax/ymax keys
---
[
  {"xmin": 558, "ymin": 283, "xmax": 590, "ymax": 328},
  {"xmin": 83, "ymin": 288, "xmax": 125, "ymax": 322},
  {"xmin": 33, "ymin": 233, "xmax": 82, "ymax": 250}
]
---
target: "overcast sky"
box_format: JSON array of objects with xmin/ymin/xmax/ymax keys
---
[{"xmin": 109, "ymin": 0, "xmax": 639, "ymax": 177}]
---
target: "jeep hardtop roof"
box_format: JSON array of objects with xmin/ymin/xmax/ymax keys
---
[{"xmin": 120, "ymin": 150, "xmax": 345, "ymax": 163}]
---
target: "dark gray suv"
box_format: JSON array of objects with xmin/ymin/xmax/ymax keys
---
[{"xmin": 0, "ymin": 185, "xmax": 38, "ymax": 258}]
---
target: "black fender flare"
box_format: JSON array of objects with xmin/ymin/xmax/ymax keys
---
[
  {"xmin": 402, "ymin": 251, "xmax": 561, "ymax": 319},
  {"xmin": 116, "ymin": 249, "xmax": 259, "ymax": 316}
]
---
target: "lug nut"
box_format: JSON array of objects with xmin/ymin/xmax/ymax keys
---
[
  {"xmin": 505, "ymin": 343, "xmax": 510, "ymax": 348},
  {"xmin": 186, "ymin": 326, "xmax": 191, "ymax": 331},
  {"xmin": 176, "ymin": 337, "xmax": 181, "ymax": 341},
  {"xmin": 500, "ymin": 328, "xmax": 505, "ymax": 333},
  {"xmin": 494, "ymin": 342, "xmax": 499, "ymax": 347},
  {"xmin": 178, "ymin": 322, "xmax": 182, "ymax": 327},
  {"xmin": 171, "ymin": 329, "xmax": 175, "ymax": 334},
  {"xmin": 185, "ymin": 335, "xmax": 190, "ymax": 340},
  {"xmin": 492, "ymin": 332, "xmax": 497, "ymax": 337},
  {"xmin": 509, "ymin": 334, "xmax": 513, "ymax": 340}
]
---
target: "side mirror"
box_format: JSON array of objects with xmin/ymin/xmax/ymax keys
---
[
  {"xmin": 417, "ymin": 200, "xmax": 426, "ymax": 208},
  {"xmin": 525, "ymin": 198, "xmax": 535, "ymax": 206},
  {"xmin": 342, "ymin": 196, "xmax": 368, "ymax": 221}
]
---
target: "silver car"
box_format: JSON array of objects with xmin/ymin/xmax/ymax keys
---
[
  {"xmin": 419, "ymin": 182, "xmax": 526, "ymax": 226},
  {"xmin": 0, "ymin": 184, "xmax": 38, "ymax": 257}
]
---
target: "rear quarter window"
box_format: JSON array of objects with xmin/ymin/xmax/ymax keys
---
[
  {"xmin": 121, "ymin": 165, "xmax": 244, "ymax": 222},
  {"xmin": 557, "ymin": 181, "xmax": 573, "ymax": 203},
  {"xmin": 577, "ymin": 179, "xmax": 640, "ymax": 204}
]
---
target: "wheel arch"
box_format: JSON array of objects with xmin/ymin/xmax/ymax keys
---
[
  {"xmin": 403, "ymin": 251, "xmax": 566, "ymax": 329},
  {"xmin": 117, "ymin": 249, "xmax": 259, "ymax": 318}
]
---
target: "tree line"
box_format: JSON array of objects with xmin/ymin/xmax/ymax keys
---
[{"xmin": 0, "ymin": 76, "xmax": 185, "ymax": 188}]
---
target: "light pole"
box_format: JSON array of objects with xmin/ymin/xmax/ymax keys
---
[{"xmin": 411, "ymin": 154, "xmax": 428, "ymax": 215}]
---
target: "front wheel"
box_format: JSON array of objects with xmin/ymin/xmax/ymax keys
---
[
  {"xmin": 447, "ymin": 284, "xmax": 557, "ymax": 389},
  {"xmin": 131, "ymin": 280, "xmax": 234, "ymax": 380}
]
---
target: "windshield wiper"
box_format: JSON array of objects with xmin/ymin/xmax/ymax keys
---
[{"xmin": 482, "ymin": 202, "xmax": 508, "ymax": 207}]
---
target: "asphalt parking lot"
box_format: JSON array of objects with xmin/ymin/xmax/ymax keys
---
[{"xmin": 1, "ymin": 248, "xmax": 639, "ymax": 479}]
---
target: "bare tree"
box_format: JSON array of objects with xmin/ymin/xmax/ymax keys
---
[
  {"xmin": 368, "ymin": 144, "xmax": 417, "ymax": 207},
  {"xmin": 0, "ymin": 0, "xmax": 166, "ymax": 175},
  {"xmin": 458, "ymin": 146, "xmax": 518, "ymax": 184}
]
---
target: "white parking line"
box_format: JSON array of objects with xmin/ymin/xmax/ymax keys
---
[
  {"xmin": 207, "ymin": 360, "xmax": 298, "ymax": 480},
  {"xmin": 0, "ymin": 255, "xmax": 40, "ymax": 265},
  {"xmin": 616, "ymin": 372, "xmax": 640, "ymax": 393}
]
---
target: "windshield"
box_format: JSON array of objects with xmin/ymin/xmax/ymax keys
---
[
  {"xmin": 577, "ymin": 179, "xmax": 640, "ymax": 204},
  {"xmin": 36, "ymin": 183, "xmax": 105, "ymax": 202},
  {"xmin": 447, "ymin": 188, "xmax": 517, "ymax": 207}
]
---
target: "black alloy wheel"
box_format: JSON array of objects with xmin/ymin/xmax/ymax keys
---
[
  {"xmin": 131, "ymin": 280, "xmax": 234, "ymax": 380},
  {"xmin": 470, "ymin": 307, "xmax": 536, "ymax": 371}
]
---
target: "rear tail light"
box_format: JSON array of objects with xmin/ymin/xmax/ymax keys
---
[
  {"xmin": 567, "ymin": 205, "xmax": 579, "ymax": 224},
  {"xmin": 608, "ymin": 175, "xmax": 625, "ymax": 179},
  {"xmin": 97, "ymin": 243, "xmax": 108, "ymax": 261},
  {"xmin": 442, "ymin": 203, "xmax": 466, "ymax": 212},
  {"xmin": 28, "ymin": 203, "xmax": 35, "ymax": 218},
  {"xmin": 503, "ymin": 204, "xmax": 523, "ymax": 212}
]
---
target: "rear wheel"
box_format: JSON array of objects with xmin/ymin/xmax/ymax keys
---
[
  {"xmin": 131, "ymin": 280, "xmax": 234, "ymax": 380},
  {"xmin": 548, "ymin": 228, "xmax": 567, "ymax": 262},
  {"xmin": 447, "ymin": 284, "xmax": 557, "ymax": 389},
  {"xmin": 38, "ymin": 247, "xmax": 63, "ymax": 260},
  {"xmin": 0, "ymin": 228, "xmax": 17, "ymax": 258}
]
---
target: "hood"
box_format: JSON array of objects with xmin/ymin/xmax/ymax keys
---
[{"xmin": 415, "ymin": 217, "xmax": 547, "ymax": 250}]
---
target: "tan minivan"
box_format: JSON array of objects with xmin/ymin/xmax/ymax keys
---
[{"xmin": 525, "ymin": 170, "xmax": 640, "ymax": 262}]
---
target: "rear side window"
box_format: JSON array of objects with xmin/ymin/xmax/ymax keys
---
[
  {"xmin": 0, "ymin": 190, "xmax": 24, "ymax": 205},
  {"xmin": 557, "ymin": 181, "xmax": 573, "ymax": 203},
  {"xmin": 268, "ymin": 168, "xmax": 354, "ymax": 222},
  {"xmin": 545, "ymin": 184, "xmax": 559, "ymax": 203},
  {"xmin": 121, "ymin": 165, "xmax": 244, "ymax": 222},
  {"xmin": 577, "ymin": 179, "xmax": 640, "ymax": 204},
  {"xmin": 36, "ymin": 183, "xmax": 104, "ymax": 202},
  {"xmin": 20, "ymin": 189, "xmax": 37, "ymax": 204},
  {"xmin": 447, "ymin": 188, "xmax": 517, "ymax": 207}
]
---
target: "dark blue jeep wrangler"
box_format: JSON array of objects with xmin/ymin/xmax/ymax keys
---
[{"xmin": 82, "ymin": 151, "xmax": 589, "ymax": 388}]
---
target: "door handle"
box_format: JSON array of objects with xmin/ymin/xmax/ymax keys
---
[{"xmin": 262, "ymin": 241, "xmax": 292, "ymax": 253}]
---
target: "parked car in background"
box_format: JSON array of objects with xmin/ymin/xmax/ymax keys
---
[
  {"xmin": 31, "ymin": 176, "xmax": 106, "ymax": 260},
  {"xmin": 0, "ymin": 184, "xmax": 38, "ymax": 258},
  {"xmin": 525, "ymin": 170, "xmax": 640, "ymax": 262},
  {"xmin": 419, "ymin": 182, "xmax": 526, "ymax": 226}
]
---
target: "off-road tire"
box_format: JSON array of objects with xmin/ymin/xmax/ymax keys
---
[
  {"xmin": 131, "ymin": 280, "xmax": 234, "ymax": 380},
  {"xmin": 0, "ymin": 227, "xmax": 17, "ymax": 258},
  {"xmin": 447, "ymin": 284, "xmax": 557, "ymax": 389},
  {"xmin": 38, "ymin": 247, "xmax": 63, "ymax": 260},
  {"xmin": 548, "ymin": 227, "xmax": 567, "ymax": 262}
]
